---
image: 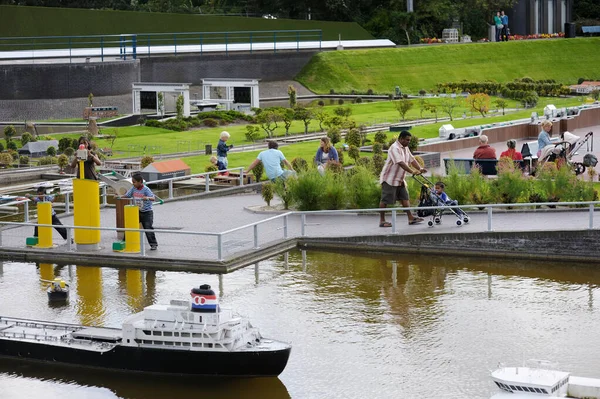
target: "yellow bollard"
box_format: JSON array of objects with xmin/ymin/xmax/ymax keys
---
[
  {"xmin": 73, "ymin": 179, "xmax": 101, "ymax": 247},
  {"xmin": 37, "ymin": 202, "xmax": 53, "ymax": 248},
  {"xmin": 39, "ymin": 263, "xmax": 54, "ymax": 282},
  {"xmin": 123, "ymin": 205, "xmax": 140, "ymax": 253}
]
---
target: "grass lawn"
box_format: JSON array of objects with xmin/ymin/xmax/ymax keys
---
[{"xmin": 296, "ymin": 38, "xmax": 600, "ymax": 94}]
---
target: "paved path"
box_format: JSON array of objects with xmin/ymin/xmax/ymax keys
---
[{"xmin": 1, "ymin": 193, "xmax": 597, "ymax": 266}]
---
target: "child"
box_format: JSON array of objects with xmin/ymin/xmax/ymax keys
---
[
  {"xmin": 433, "ymin": 182, "xmax": 465, "ymax": 215},
  {"xmin": 210, "ymin": 156, "xmax": 228, "ymax": 176},
  {"xmin": 216, "ymin": 131, "xmax": 233, "ymax": 171},
  {"xmin": 122, "ymin": 174, "xmax": 158, "ymax": 250},
  {"xmin": 70, "ymin": 136, "xmax": 101, "ymax": 180},
  {"xmin": 26, "ymin": 186, "xmax": 68, "ymax": 242}
]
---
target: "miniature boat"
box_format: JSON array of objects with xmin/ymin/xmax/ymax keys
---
[
  {"xmin": 44, "ymin": 278, "xmax": 69, "ymax": 301},
  {"xmin": 491, "ymin": 360, "xmax": 600, "ymax": 398},
  {"xmin": 0, "ymin": 285, "xmax": 291, "ymax": 377}
]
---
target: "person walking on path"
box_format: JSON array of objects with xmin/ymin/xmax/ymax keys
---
[
  {"xmin": 25, "ymin": 187, "xmax": 68, "ymax": 241},
  {"xmin": 246, "ymin": 141, "xmax": 296, "ymax": 182},
  {"xmin": 378, "ymin": 130, "xmax": 426, "ymax": 228},
  {"xmin": 121, "ymin": 173, "xmax": 158, "ymax": 250},
  {"xmin": 494, "ymin": 12, "xmax": 503, "ymax": 42},
  {"xmin": 500, "ymin": 11, "xmax": 509, "ymax": 41},
  {"xmin": 70, "ymin": 136, "xmax": 101, "ymax": 180},
  {"xmin": 473, "ymin": 135, "xmax": 497, "ymax": 159},
  {"xmin": 216, "ymin": 131, "xmax": 233, "ymax": 171}
]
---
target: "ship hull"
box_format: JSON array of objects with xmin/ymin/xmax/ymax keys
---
[{"xmin": 0, "ymin": 339, "xmax": 291, "ymax": 377}]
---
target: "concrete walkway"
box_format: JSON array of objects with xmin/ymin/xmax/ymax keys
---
[{"xmin": 1, "ymin": 192, "xmax": 599, "ymax": 271}]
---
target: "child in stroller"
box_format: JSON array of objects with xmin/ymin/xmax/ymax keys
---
[
  {"xmin": 415, "ymin": 175, "xmax": 470, "ymax": 227},
  {"xmin": 536, "ymin": 131, "xmax": 595, "ymax": 175}
]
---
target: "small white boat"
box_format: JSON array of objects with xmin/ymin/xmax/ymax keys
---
[{"xmin": 491, "ymin": 360, "xmax": 600, "ymax": 398}]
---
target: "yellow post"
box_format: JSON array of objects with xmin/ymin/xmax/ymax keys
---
[
  {"xmin": 73, "ymin": 179, "xmax": 100, "ymax": 248},
  {"xmin": 76, "ymin": 266, "xmax": 103, "ymax": 325},
  {"xmin": 79, "ymin": 160, "xmax": 84, "ymax": 180},
  {"xmin": 37, "ymin": 202, "xmax": 53, "ymax": 248},
  {"xmin": 123, "ymin": 205, "xmax": 140, "ymax": 253},
  {"xmin": 39, "ymin": 263, "xmax": 54, "ymax": 282}
]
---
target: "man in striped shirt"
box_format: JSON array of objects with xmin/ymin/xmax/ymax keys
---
[
  {"xmin": 122, "ymin": 173, "xmax": 158, "ymax": 250},
  {"xmin": 379, "ymin": 130, "xmax": 426, "ymax": 227}
]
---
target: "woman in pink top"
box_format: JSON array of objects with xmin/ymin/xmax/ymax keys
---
[{"xmin": 499, "ymin": 139, "xmax": 523, "ymax": 161}]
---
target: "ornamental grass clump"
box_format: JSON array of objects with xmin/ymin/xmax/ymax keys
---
[
  {"xmin": 348, "ymin": 166, "xmax": 381, "ymax": 209},
  {"xmin": 289, "ymin": 169, "xmax": 325, "ymax": 211},
  {"xmin": 274, "ymin": 179, "xmax": 293, "ymax": 210},
  {"xmin": 261, "ymin": 182, "xmax": 274, "ymax": 206},
  {"xmin": 491, "ymin": 158, "xmax": 529, "ymax": 205},
  {"xmin": 321, "ymin": 171, "xmax": 350, "ymax": 210}
]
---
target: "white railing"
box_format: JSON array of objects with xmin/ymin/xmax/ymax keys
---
[{"xmin": 0, "ymin": 201, "xmax": 598, "ymax": 262}]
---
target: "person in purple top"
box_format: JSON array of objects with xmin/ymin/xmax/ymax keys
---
[{"xmin": 122, "ymin": 173, "xmax": 158, "ymax": 250}]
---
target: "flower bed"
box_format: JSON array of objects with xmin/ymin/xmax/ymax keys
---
[{"xmin": 509, "ymin": 32, "xmax": 565, "ymax": 40}]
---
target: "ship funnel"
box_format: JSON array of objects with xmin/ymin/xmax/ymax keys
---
[{"xmin": 190, "ymin": 285, "xmax": 218, "ymax": 313}]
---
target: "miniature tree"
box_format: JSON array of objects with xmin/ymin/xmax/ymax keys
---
[
  {"xmin": 466, "ymin": 93, "xmax": 491, "ymax": 117},
  {"xmin": 262, "ymin": 182, "xmax": 274, "ymax": 206},
  {"xmin": 394, "ymin": 99, "xmax": 413, "ymax": 121},
  {"xmin": 4, "ymin": 125, "xmax": 16, "ymax": 146},
  {"xmin": 176, "ymin": 95, "xmax": 184, "ymax": 120},
  {"xmin": 141, "ymin": 155, "xmax": 154, "ymax": 168},
  {"xmin": 46, "ymin": 146, "xmax": 57, "ymax": 157},
  {"xmin": 287, "ymin": 85, "xmax": 297, "ymax": 108},
  {"xmin": 57, "ymin": 154, "xmax": 69, "ymax": 172},
  {"xmin": 440, "ymin": 97, "xmax": 461, "ymax": 121},
  {"xmin": 294, "ymin": 106, "xmax": 313, "ymax": 134},
  {"xmin": 494, "ymin": 98, "xmax": 508, "ymax": 115},
  {"xmin": 88, "ymin": 92, "xmax": 94, "ymax": 107}
]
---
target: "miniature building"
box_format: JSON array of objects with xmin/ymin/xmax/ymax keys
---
[
  {"xmin": 18, "ymin": 140, "xmax": 59, "ymax": 158},
  {"xmin": 442, "ymin": 29, "xmax": 459, "ymax": 43},
  {"xmin": 83, "ymin": 106, "xmax": 118, "ymax": 120},
  {"xmin": 569, "ymin": 81, "xmax": 600, "ymax": 95},
  {"xmin": 140, "ymin": 159, "xmax": 191, "ymax": 182}
]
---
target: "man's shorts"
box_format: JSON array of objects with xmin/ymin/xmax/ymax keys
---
[{"xmin": 380, "ymin": 182, "xmax": 409, "ymax": 205}]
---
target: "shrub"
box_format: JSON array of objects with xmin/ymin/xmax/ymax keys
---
[
  {"xmin": 290, "ymin": 169, "xmax": 324, "ymax": 211},
  {"xmin": 326, "ymin": 160, "xmax": 344, "ymax": 174},
  {"xmin": 374, "ymin": 131, "xmax": 388, "ymax": 144},
  {"xmin": 64, "ymin": 147, "xmax": 74, "ymax": 157},
  {"xmin": 337, "ymin": 148, "xmax": 344, "ymax": 165},
  {"xmin": 348, "ymin": 146, "xmax": 360, "ymax": 163},
  {"xmin": 46, "ymin": 146, "xmax": 57, "ymax": 157},
  {"xmin": 252, "ymin": 161, "xmax": 264, "ymax": 182},
  {"xmin": 38, "ymin": 156, "xmax": 54, "ymax": 165},
  {"xmin": 205, "ymin": 164, "xmax": 218, "ymax": 173},
  {"xmin": 57, "ymin": 154, "xmax": 69, "ymax": 171},
  {"xmin": 0, "ymin": 152, "xmax": 13, "ymax": 166},
  {"xmin": 7, "ymin": 141, "xmax": 17, "ymax": 151},
  {"xmin": 491, "ymin": 158, "xmax": 529, "ymax": 204},
  {"xmin": 317, "ymin": 100, "xmax": 325, "ymax": 107},
  {"xmin": 329, "ymin": 89, "xmax": 335, "ymax": 94},
  {"xmin": 261, "ymin": 182, "xmax": 274, "ymax": 206},
  {"xmin": 349, "ymin": 166, "xmax": 380, "ymax": 209},
  {"xmin": 355, "ymin": 97, "xmax": 363, "ymax": 104},
  {"xmin": 327, "ymin": 127, "xmax": 342, "ymax": 147},
  {"xmin": 372, "ymin": 154, "xmax": 385, "ymax": 176},
  {"xmin": 141, "ymin": 155, "xmax": 154, "ymax": 168},
  {"xmin": 338, "ymin": 99, "xmax": 344, "ymax": 105},
  {"xmin": 372, "ymin": 143, "xmax": 383, "ymax": 155},
  {"xmin": 367, "ymin": 89, "xmax": 374, "ymax": 95},
  {"xmin": 419, "ymin": 89, "xmax": 427, "ymax": 96},
  {"xmin": 137, "ymin": 116, "xmax": 147, "ymax": 125},
  {"xmin": 345, "ymin": 128, "xmax": 361, "ymax": 147},
  {"xmin": 356, "ymin": 156, "xmax": 372, "ymax": 169},
  {"xmin": 8, "ymin": 149, "xmax": 18, "ymax": 161},
  {"xmin": 291, "ymin": 157, "xmax": 309, "ymax": 173},
  {"xmin": 408, "ymin": 135, "xmax": 419, "ymax": 153},
  {"xmin": 20, "ymin": 132, "xmax": 34, "ymax": 146},
  {"xmin": 274, "ymin": 179, "xmax": 293, "ymax": 209},
  {"xmin": 0, "ymin": 142, "xmax": 3, "ymax": 152},
  {"xmin": 321, "ymin": 172, "xmax": 349, "ymax": 210},
  {"xmin": 145, "ymin": 120, "xmax": 162, "ymax": 128},
  {"xmin": 58, "ymin": 137, "xmax": 72, "ymax": 153},
  {"xmin": 19, "ymin": 155, "xmax": 29, "ymax": 165},
  {"xmin": 203, "ymin": 118, "xmax": 218, "ymax": 127}
]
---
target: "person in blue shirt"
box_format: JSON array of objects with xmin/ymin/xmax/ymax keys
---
[
  {"xmin": 315, "ymin": 137, "xmax": 339, "ymax": 176},
  {"xmin": 433, "ymin": 182, "xmax": 465, "ymax": 216},
  {"xmin": 216, "ymin": 131, "xmax": 233, "ymax": 171},
  {"xmin": 210, "ymin": 156, "xmax": 227, "ymax": 175},
  {"xmin": 24, "ymin": 186, "xmax": 68, "ymax": 241},
  {"xmin": 122, "ymin": 173, "xmax": 158, "ymax": 250},
  {"xmin": 245, "ymin": 141, "xmax": 295, "ymax": 182},
  {"xmin": 500, "ymin": 11, "xmax": 509, "ymax": 41},
  {"xmin": 537, "ymin": 121, "xmax": 553, "ymax": 157}
]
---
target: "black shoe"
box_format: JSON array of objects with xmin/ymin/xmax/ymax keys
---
[{"xmin": 150, "ymin": 245, "xmax": 158, "ymax": 251}]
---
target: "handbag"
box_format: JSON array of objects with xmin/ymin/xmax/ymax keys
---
[{"xmin": 497, "ymin": 24, "xmax": 504, "ymax": 29}]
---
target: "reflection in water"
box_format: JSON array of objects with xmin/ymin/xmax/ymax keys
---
[
  {"xmin": 0, "ymin": 358, "xmax": 290, "ymax": 399},
  {"xmin": 0, "ymin": 252, "xmax": 600, "ymax": 399},
  {"xmin": 76, "ymin": 265, "xmax": 104, "ymax": 326}
]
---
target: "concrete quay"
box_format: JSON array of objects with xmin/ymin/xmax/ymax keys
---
[{"xmin": 1, "ymin": 192, "xmax": 600, "ymax": 273}]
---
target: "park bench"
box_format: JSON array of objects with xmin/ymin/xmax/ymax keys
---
[
  {"xmin": 582, "ymin": 26, "xmax": 600, "ymax": 35},
  {"xmin": 443, "ymin": 158, "xmax": 525, "ymax": 176}
]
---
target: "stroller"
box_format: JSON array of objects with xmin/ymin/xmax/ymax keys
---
[
  {"xmin": 414, "ymin": 175, "xmax": 470, "ymax": 227},
  {"xmin": 537, "ymin": 131, "xmax": 596, "ymax": 175}
]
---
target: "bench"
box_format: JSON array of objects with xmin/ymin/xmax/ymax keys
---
[
  {"xmin": 443, "ymin": 158, "xmax": 525, "ymax": 175},
  {"xmin": 582, "ymin": 26, "xmax": 600, "ymax": 35}
]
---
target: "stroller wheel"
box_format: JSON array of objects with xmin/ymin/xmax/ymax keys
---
[
  {"xmin": 456, "ymin": 220, "xmax": 462, "ymax": 226},
  {"xmin": 428, "ymin": 221, "xmax": 434, "ymax": 227},
  {"xmin": 463, "ymin": 217, "xmax": 470, "ymax": 223},
  {"xmin": 434, "ymin": 218, "xmax": 441, "ymax": 224}
]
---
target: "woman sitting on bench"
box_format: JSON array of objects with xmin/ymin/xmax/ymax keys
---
[{"xmin": 500, "ymin": 139, "xmax": 523, "ymax": 161}]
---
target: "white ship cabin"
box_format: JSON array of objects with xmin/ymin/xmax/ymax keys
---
[
  {"xmin": 120, "ymin": 300, "xmax": 259, "ymax": 351},
  {"xmin": 492, "ymin": 367, "xmax": 570, "ymax": 396}
]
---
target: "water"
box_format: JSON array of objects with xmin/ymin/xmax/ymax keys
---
[{"xmin": 1, "ymin": 251, "xmax": 599, "ymax": 399}]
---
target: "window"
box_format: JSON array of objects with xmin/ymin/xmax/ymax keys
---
[
  {"xmin": 192, "ymin": 333, "xmax": 203, "ymax": 338},
  {"xmin": 534, "ymin": 388, "xmax": 542, "ymax": 393},
  {"xmin": 163, "ymin": 332, "xmax": 173, "ymax": 337},
  {"xmin": 152, "ymin": 331, "xmax": 161, "ymax": 336},
  {"xmin": 173, "ymin": 332, "xmax": 179, "ymax": 337},
  {"xmin": 143, "ymin": 330, "xmax": 151, "ymax": 335},
  {"xmin": 515, "ymin": 386, "xmax": 523, "ymax": 391},
  {"xmin": 164, "ymin": 341, "xmax": 173, "ymax": 346},
  {"xmin": 181, "ymin": 333, "xmax": 190, "ymax": 337},
  {"xmin": 541, "ymin": 388, "xmax": 548, "ymax": 394},
  {"xmin": 182, "ymin": 342, "xmax": 190, "ymax": 347},
  {"xmin": 509, "ymin": 386, "xmax": 517, "ymax": 391}
]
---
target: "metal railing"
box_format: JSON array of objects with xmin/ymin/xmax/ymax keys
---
[
  {"xmin": 0, "ymin": 201, "xmax": 598, "ymax": 262},
  {"xmin": 0, "ymin": 29, "xmax": 323, "ymax": 62}
]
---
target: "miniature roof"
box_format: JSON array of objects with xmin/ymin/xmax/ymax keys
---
[
  {"xmin": 142, "ymin": 159, "xmax": 191, "ymax": 174},
  {"xmin": 18, "ymin": 140, "xmax": 59, "ymax": 153}
]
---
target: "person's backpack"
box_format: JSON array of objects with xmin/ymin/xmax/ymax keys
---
[{"xmin": 417, "ymin": 186, "xmax": 435, "ymax": 217}]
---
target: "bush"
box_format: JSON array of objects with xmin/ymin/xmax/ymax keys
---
[
  {"xmin": 337, "ymin": 99, "xmax": 344, "ymax": 105},
  {"xmin": 274, "ymin": 179, "xmax": 293, "ymax": 209},
  {"xmin": 408, "ymin": 135, "xmax": 419, "ymax": 153},
  {"xmin": 57, "ymin": 154, "xmax": 69, "ymax": 171},
  {"xmin": 349, "ymin": 166, "xmax": 380, "ymax": 209},
  {"xmin": 261, "ymin": 182, "xmax": 274, "ymax": 206},
  {"xmin": 8, "ymin": 149, "xmax": 18, "ymax": 161},
  {"xmin": 317, "ymin": 100, "xmax": 325, "ymax": 107},
  {"xmin": 355, "ymin": 97, "xmax": 363, "ymax": 104},
  {"xmin": 329, "ymin": 89, "xmax": 335, "ymax": 94},
  {"xmin": 0, "ymin": 152, "xmax": 13, "ymax": 166},
  {"xmin": 252, "ymin": 161, "xmax": 264, "ymax": 182},
  {"xmin": 203, "ymin": 118, "xmax": 219, "ymax": 127},
  {"xmin": 356, "ymin": 156, "xmax": 372, "ymax": 169},
  {"xmin": 326, "ymin": 160, "xmax": 344, "ymax": 174},
  {"xmin": 348, "ymin": 146, "xmax": 360, "ymax": 163},
  {"xmin": 372, "ymin": 143, "xmax": 383, "ymax": 155},
  {"xmin": 7, "ymin": 141, "xmax": 17, "ymax": 151},
  {"xmin": 419, "ymin": 89, "xmax": 427, "ymax": 96},
  {"xmin": 145, "ymin": 120, "xmax": 162, "ymax": 128},
  {"xmin": 321, "ymin": 172, "xmax": 349, "ymax": 210},
  {"xmin": 372, "ymin": 154, "xmax": 385, "ymax": 176},
  {"xmin": 38, "ymin": 156, "xmax": 54, "ymax": 165},
  {"xmin": 290, "ymin": 169, "xmax": 324, "ymax": 211},
  {"xmin": 137, "ymin": 116, "xmax": 147, "ymax": 125},
  {"xmin": 141, "ymin": 155, "xmax": 154, "ymax": 168},
  {"xmin": 337, "ymin": 148, "xmax": 344, "ymax": 165},
  {"xmin": 20, "ymin": 132, "xmax": 34, "ymax": 146},
  {"xmin": 205, "ymin": 164, "xmax": 218, "ymax": 173},
  {"xmin": 64, "ymin": 147, "xmax": 74, "ymax": 157},
  {"xmin": 46, "ymin": 146, "xmax": 57, "ymax": 157},
  {"xmin": 374, "ymin": 131, "xmax": 388, "ymax": 144},
  {"xmin": 367, "ymin": 89, "xmax": 374, "ymax": 95},
  {"xmin": 291, "ymin": 157, "xmax": 309, "ymax": 173},
  {"xmin": 19, "ymin": 155, "xmax": 29, "ymax": 165},
  {"xmin": 0, "ymin": 142, "xmax": 4, "ymax": 152}
]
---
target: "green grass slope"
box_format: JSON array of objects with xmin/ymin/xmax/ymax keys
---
[
  {"xmin": 296, "ymin": 38, "xmax": 600, "ymax": 94},
  {"xmin": 0, "ymin": 5, "xmax": 373, "ymax": 41}
]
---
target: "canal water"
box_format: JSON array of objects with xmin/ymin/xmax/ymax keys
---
[{"xmin": 1, "ymin": 250, "xmax": 599, "ymax": 399}]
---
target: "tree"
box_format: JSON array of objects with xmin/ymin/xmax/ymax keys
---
[
  {"xmin": 333, "ymin": 106, "xmax": 352, "ymax": 120},
  {"xmin": 20, "ymin": 132, "xmax": 33, "ymax": 147},
  {"xmin": 0, "ymin": 152, "xmax": 13, "ymax": 167},
  {"xmin": 466, "ymin": 93, "xmax": 491, "ymax": 117},
  {"xmin": 280, "ymin": 108, "xmax": 295, "ymax": 136},
  {"xmin": 57, "ymin": 154, "xmax": 69, "ymax": 172},
  {"xmin": 394, "ymin": 99, "xmax": 414, "ymax": 121},
  {"xmin": 294, "ymin": 106, "xmax": 313, "ymax": 134},
  {"xmin": 108, "ymin": 129, "xmax": 118, "ymax": 149},
  {"xmin": 157, "ymin": 92, "xmax": 165, "ymax": 116},
  {"xmin": 88, "ymin": 92, "xmax": 94, "ymax": 107},
  {"xmin": 374, "ymin": 131, "xmax": 388, "ymax": 144},
  {"xmin": 494, "ymin": 98, "xmax": 508, "ymax": 115},
  {"xmin": 423, "ymin": 102, "xmax": 439, "ymax": 122},
  {"xmin": 58, "ymin": 137, "xmax": 72, "ymax": 153},
  {"xmin": 591, "ymin": 90, "xmax": 600, "ymax": 101},
  {"xmin": 256, "ymin": 109, "xmax": 282, "ymax": 138},
  {"xmin": 245, "ymin": 125, "xmax": 261, "ymax": 142},
  {"xmin": 46, "ymin": 146, "xmax": 57, "ymax": 157},
  {"xmin": 440, "ymin": 97, "xmax": 461, "ymax": 121},
  {"xmin": 314, "ymin": 109, "xmax": 328, "ymax": 131},
  {"xmin": 141, "ymin": 155, "xmax": 154, "ymax": 168},
  {"xmin": 345, "ymin": 128, "xmax": 362, "ymax": 147},
  {"xmin": 327, "ymin": 127, "xmax": 342, "ymax": 146},
  {"xmin": 4, "ymin": 125, "xmax": 16, "ymax": 146},
  {"xmin": 176, "ymin": 95, "xmax": 184, "ymax": 120},
  {"xmin": 287, "ymin": 85, "xmax": 297, "ymax": 108}
]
